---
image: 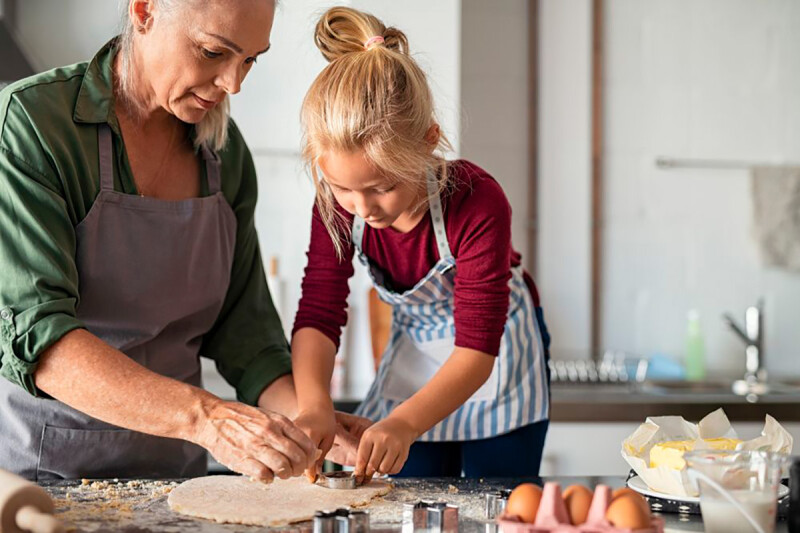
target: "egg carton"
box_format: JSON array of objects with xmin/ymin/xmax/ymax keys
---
[{"xmin": 497, "ymin": 482, "xmax": 664, "ymax": 533}]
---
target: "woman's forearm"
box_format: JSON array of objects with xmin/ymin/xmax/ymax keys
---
[
  {"xmin": 257, "ymin": 374, "xmax": 299, "ymax": 418},
  {"xmin": 34, "ymin": 328, "xmax": 214, "ymax": 443},
  {"xmin": 290, "ymin": 327, "xmax": 338, "ymax": 411},
  {"xmin": 389, "ymin": 346, "xmax": 495, "ymax": 437}
]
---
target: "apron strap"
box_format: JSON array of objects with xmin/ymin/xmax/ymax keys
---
[
  {"xmin": 201, "ymin": 145, "xmax": 222, "ymax": 194},
  {"xmin": 350, "ymin": 166, "xmax": 453, "ymax": 261},
  {"xmin": 97, "ymin": 124, "xmax": 115, "ymax": 191},
  {"xmin": 352, "ymin": 216, "xmax": 367, "ymax": 255},
  {"xmin": 426, "ymin": 167, "xmax": 453, "ymax": 261}
]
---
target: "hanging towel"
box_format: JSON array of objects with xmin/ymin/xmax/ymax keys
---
[{"xmin": 752, "ymin": 166, "xmax": 800, "ymax": 271}]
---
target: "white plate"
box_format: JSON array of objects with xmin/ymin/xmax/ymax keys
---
[{"xmin": 627, "ymin": 475, "xmax": 789, "ymax": 504}]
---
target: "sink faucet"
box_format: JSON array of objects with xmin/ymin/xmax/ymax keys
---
[{"xmin": 723, "ymin": 300, "xmax": 767, "ymax": 394}]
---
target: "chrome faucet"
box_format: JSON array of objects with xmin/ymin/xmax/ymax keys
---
[{"xmin": 723, "ymin": 300, "xmax": 767, "ymax": 395}]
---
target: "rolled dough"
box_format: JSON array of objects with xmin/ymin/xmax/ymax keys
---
[{"xmin": 167, "ymin": 475, "xmax": 392, "ymax": 526}]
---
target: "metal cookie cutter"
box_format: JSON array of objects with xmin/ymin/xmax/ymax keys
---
[
  {"xmin": 313, "ymin": 508, "xmax": 370, "ymax": 533},
  {"xmin": 402, "ymin": 501, "xmax": 459, "ymax": 533},
  {"xmin": 319, "ymin": 471, "xmax": 357, "ymax": 490},
  {"xmin": 485, "ymin": 489, "xmax": 512, "ymax": 519}
]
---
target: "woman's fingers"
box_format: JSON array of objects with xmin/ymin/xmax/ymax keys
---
[
  {"xmin": 251, "ymin": 445, "xmax": 294, "ymax": 479},
  {"xmin": 235, "ymin": 458, "xmax": 275, "ymax": 483}
]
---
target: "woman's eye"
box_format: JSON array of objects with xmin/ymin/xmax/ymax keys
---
[
  {"xmin": 202, "ymin": 49, "xmax": 222, "ymax": 59},
  {"xmin": 245, "ymin": 56, "xmax": 258, "ymax": 65}
]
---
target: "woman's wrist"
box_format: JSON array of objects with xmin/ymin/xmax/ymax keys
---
[{"xmin": 184, "ymin": 388, "xmax": 224, "ymax": 447}]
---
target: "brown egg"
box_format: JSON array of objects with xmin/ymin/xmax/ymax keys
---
[
  {"xmin": 563, "ymin": 484, "xmax": 593, "ymax": 525},
  {"xmin": 505, "ymin": 483, "xmax": 543, "ymax": 523},
  {"xmin": 612, "ymin": 487, "xmax": 639, "ymax": 501},
  {"xmin": 605, "ymin": 492, "xmax": 652, "ymax": 530}
]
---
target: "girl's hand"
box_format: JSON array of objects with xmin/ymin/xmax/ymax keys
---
[
  {"xmin": 293, "ymin": 407, "xmax": 338, "ymax": 480},
  {"xmin": 354, "ymin": 416, "xmax": 418, "ymax": 484},
  {"xmin": 194, "ymin": 399, "xmax": 317, "ymax": 483}
]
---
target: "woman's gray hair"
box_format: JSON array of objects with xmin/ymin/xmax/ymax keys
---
[{"xmin": 116, "ymin": 0, "xmax": 230, "ymax": 152}]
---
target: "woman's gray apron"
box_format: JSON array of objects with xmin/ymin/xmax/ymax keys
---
[{"xmin": 0, "ymin": 124, "xmax": 237, "ymax": 480}]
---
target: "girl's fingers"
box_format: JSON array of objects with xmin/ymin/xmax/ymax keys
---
[
  {"xmin": 366, "ymin": 443, "xmax": 388, "ymax": 479},
  {"xmin": 354, "ymin": 438, "xmax": 374, "ymax": 483},
  {"xmin": 389, "ymin": 449, "xmax": 408, "ymax": 475},
  {"xmin": 378, "ymin": 449, "xmax": 398, "ymax": 475}
]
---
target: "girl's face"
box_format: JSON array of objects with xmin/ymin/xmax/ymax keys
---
[
  {"xmin": 319, "ymin": 151, "xmax": 424, "ymax": 231},
  {"xmin": 133, "ymin": 0, "xmax": 274, "ymax": 123}
]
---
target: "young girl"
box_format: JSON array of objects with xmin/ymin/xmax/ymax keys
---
[{"xmin": 292, "ymin": 6, "xmax": 550, "ymax": 480}]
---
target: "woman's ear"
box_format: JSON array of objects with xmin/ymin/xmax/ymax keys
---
[
  {"xmin": 130, "ymin": 0, "xmax": 155, "ymax": 33},
  {"xmin": 424, "ymin": 123, "xmax": 441, "ymax": 149}
]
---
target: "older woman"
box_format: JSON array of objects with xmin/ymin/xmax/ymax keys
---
[{"xmin": 0, "ymin": 0, "xmax": 361, "ymax": 481}]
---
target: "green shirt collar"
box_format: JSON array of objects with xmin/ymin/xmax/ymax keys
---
[{"xmin": 73, "ymin": 38, "xmax": 119, "ymax": 128}]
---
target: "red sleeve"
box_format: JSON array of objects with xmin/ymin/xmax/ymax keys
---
[
  {"xmin": 449, "ymin": 170, "xmax": 513, "ymax": 356},
  {"xmin": 291, "ymin": 204, "xmax": 355, "ymax": 349}
]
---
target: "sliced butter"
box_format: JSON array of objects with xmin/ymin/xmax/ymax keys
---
[{"xmin": 649, "ymin": 438, "xmax": 741, "ymax": 469}]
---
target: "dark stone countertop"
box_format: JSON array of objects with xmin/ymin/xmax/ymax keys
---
[
  {"xmin": 334, "ymin": 380, "xmax": 800, "ymax": 422},
  {"xmin": 547, "ymin": 381, "xmax": 800, "ymax": 422},
  {"xmin": 40, "ymin": 475, "xmax": 792, "ymax": 532}
]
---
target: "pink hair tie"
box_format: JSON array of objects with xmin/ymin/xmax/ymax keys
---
[{"xmin": 363, "ymin": 35, "xmax": 385, "ymax": 50}]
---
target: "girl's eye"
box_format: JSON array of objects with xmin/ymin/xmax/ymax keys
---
[
  {"xmin": 202, "ymin": 49, "xmax": 223, "ymax": 59},
  {"xmin": 375, "ymin": 185, "xmax": 396, "ymax": 195}
]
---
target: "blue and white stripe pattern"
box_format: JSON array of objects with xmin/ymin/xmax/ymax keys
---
[{"xmin": 354, "ymin": 171, "xmax": 549, "ymax": 441}]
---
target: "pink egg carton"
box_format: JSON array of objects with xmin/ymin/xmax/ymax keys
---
[{"xmin": 497, "ymin": 482, "xmax": 664, "ymax": 533}]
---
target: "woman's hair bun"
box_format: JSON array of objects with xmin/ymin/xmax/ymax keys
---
[{"xmin": 314, "ymin": 6, "xmax": 408, "ymax": 62}]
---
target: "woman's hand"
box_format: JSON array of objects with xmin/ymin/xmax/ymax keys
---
[
  {"xmin": 293, "ymin": 406, "xmax": 338, "ymax": 480},
  {"xmin": 353, "ymin": 416, "xmax": 418, "ymax": 484},
  {"xmin": 193, "ymin": 399, "xmax": 317, "ymax": 483},
  {"xmin": 334, "ymin": 411, "xmax": 372, "ymax": 440},
  {"xmin": 325, "ymin": 412, "xmax": 374, "ymax": 466}
]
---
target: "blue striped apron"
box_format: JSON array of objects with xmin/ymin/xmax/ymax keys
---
[{"xmin": 354, "ymin": 171, "xmax": 550, "ymax": 442}]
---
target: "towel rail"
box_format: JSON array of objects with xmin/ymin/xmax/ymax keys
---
[{"xmin": 655, "ymin": 156, "xmax": 799, "ymax": 170}]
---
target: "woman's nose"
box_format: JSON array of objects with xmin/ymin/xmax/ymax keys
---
[{"xmin": 216, "ymin": 64, "xmax": 244, "ymax": 95}]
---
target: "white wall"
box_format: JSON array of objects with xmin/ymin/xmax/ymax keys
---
[
  {"xmin": 14, "ymin": 0, "xmax": 120, "ymax": 71},
  {"xmin": 602, "ymin": 0, "xmax": 800, "ymax": 378},
  {"xmin": 460, "ymin": 0, "xmax": 530, "ymax": 260},
  {"xmin": 538, "ymin": 0, "xmax": 593, "ymax": 358}
]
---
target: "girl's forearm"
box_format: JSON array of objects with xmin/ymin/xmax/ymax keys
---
[
  {"xmin": 389, "ymin": 346, "xmax": 495, "ymax": 437},
  {"xmin": 290, "ymin": 327, "xmax": 338, "ymax": 411}
]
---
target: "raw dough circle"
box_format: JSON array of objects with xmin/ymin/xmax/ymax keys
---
[{"xmin": 168, "ymin": 475, "xmax": 392, "ymax": 526}]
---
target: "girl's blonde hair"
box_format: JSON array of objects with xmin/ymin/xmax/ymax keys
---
[
  {"xmin": 301, "ymin": 6, "xmax": 452, "ymax": 258},
  {"xmin": 116, "ymin": 0, "xmax": 230, "ymax": 152}
]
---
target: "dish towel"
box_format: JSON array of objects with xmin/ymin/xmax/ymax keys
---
[{"xmin": 752, "ymin": 166, "xmax": 800, "ymax": 271}]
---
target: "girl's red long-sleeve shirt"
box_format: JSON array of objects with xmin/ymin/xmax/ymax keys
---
[{"xmin": 292, "ymin": 160, "xmax": 541, "ymax": 357}]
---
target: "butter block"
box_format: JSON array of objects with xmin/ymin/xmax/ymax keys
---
[{"xmin": 649, "ymin": 438, "xmax": 741, "ymax": 469}]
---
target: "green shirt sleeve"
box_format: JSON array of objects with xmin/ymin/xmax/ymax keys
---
[
  {"xmin": 0, "ymin": 100, "xmax": 85, "ymax": 395},
  {"xmin": 200, "ymin": 124, "xmax": 292, "ymax": 406}
]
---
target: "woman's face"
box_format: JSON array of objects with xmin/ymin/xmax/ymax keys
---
[
  {"xmin": 319, "ymin": 150, "xmax": 423, "ymax": 231},
  {"xmin": 134, "ymin": 0, "xmax": 274, "ymax": 123}
]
